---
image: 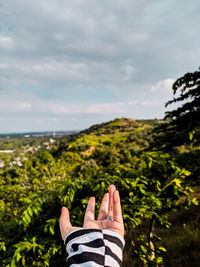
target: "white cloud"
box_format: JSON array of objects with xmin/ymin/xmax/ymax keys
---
[
  {"xmin": 0, "ymin": 76, "xmax": 20, "ymax": 90},
  {"xmin": 0, "ymin": 92, "xmax": 138, "ymax": 115},
  {"xmin": 86, "ymin": 102, "xmax": 138, "ymax": 114},
  {"xmin": 0, "ymin": 0, "xmax": 199, "ymax": 96},
  {"xmin": 0, "ymin": 96, "xmax": 32, "ymax": 113},
  {"xmin": 0, "ymin": 0, "xmax": 200, "ymax": 132},
  {"xmin": 87, "ymin": 103, "xmax": 125, "ymax": 114},
  {"xmin": 121, "ymin": 64, "xmax": 135, "ymax": 80},
  {"xmin": 46, "ymin": 102, "xmax": 139, "ymax": 115},
  {"xmin": 151, "ymin": 79, "xmax": 174, "ymax": 92},
  {"xmin": 20, "ymin": 103, "xmax": 32, "ymax": 110},
  {"xmin": 0, "ymin": 63, "xmax": 8, "ymax": 69},
  {"xmin": 0, "ymin": 35, "xmax": 15, "ymax": 50},
  {"xmin": 50, "ymin": 104, "xmax": 82, "ymax": 115},
  {"xmin": 142, "ymin": 101, "xmax": 159, "ymax": 106}
]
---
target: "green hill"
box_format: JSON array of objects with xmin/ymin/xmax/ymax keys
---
[{"xmin": 0, "ymin": 118, "xmax": 199, "ymax": 266}]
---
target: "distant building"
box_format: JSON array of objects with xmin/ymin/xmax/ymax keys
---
[
  {"xmin": 0, "ymin": 150, "xmax": 13, "ymax": 153},
  {"xmin": 26, "ymin": 147, "xmax": 34, "ymax": 152},
  {"xmin": 10, "ymin": 157, "xmax": 23, "ymax": 167},
  {"xmin": 0, "ymin": 160, "xmax": 5, "ymax": 168},
  {"xmin": 43, "ymin": 142, "xmax": 49, "ymax": 146}
]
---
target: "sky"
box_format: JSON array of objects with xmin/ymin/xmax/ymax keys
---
[{"xmin": 0, "ymin": 0, "xmax": 200, "ymax": 133}]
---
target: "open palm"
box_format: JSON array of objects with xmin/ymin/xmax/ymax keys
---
[{"xmin": 60, "ymin": 185, "xmax": 124, "ymax": 240}]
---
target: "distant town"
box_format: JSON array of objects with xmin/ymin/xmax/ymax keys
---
[
  {"xmin": 0, "ymin": 130, "xmax": 78, "ymax": 139},
  {"xmin": 0, "ymin": 130, "xmax": 78, "ymax": 168}
]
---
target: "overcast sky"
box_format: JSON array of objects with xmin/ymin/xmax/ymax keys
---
[{"xmin": 0, "ymin": 0, "xmax": 200, "ymax": 133}]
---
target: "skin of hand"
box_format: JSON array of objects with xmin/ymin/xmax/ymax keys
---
[{"xmin": 59, "ymin": 184, "xmax": 124, "ymax": 241}]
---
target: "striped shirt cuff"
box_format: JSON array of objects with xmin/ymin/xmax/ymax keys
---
[{"xmin": 64, "ymin": 228, "xmax": 125, "ymax": 267}]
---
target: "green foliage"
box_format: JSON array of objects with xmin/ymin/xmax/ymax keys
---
[
  {"xmin": 154, "ymin": 68, "xmax": 200, "ymax": 149},
  {"xmin": 0, "ymin": 118, "xmax": 199, "ymax": 266}
]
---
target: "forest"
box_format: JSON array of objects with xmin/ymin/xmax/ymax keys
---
[{"xmin": 0, "ymin": 69, "xmax": 200, "ymax": 266}]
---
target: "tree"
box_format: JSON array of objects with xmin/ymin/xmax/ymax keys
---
[{"xmin": 154, "ymin": 68, "xmax": 200, "ymax": 149}]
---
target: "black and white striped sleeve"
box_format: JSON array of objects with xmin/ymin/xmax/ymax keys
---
[{"xmin": 64, "ymin": 228, "xmax": 125, "ymax": 267}]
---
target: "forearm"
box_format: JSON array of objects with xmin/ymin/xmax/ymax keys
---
[{"xmin": 64, "ymin": 228, "xmax": 125, "ymax": 267}]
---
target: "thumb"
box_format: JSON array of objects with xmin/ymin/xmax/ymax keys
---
[{"xmin": 59, "ymin": 207, "xmax": 72, "ymax": 240}]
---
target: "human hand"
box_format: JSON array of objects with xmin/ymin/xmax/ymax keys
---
[{"xmin": 59, "ymin": 184, "xmax": 124, "ymax": 240}]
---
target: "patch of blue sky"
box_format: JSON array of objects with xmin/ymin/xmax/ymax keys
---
[
  {"xmin": 30, "ymin": 86, "xmax": 117, "ymax": 104},
  {"xmin": 73, "ymin": 87, "xmax": 117, "ymax": 103},
  {"xmin": 0, "ymin": 25, "xmax": 14, "ymax": 35},
  {"xmin": 7, "ymin": 26, "xmax": 14, "ymax": 33}
]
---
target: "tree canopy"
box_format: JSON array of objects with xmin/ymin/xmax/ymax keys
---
[{"xmin": 154, "ymin": 68, "xmax": 200, "ymax": 149}]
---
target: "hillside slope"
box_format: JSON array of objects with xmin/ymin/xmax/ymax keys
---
[{"xmin": 0, "ymin": 118, "xmax": 199, "ymax": 267}]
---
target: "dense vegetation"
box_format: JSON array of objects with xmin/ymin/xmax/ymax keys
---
[{"xmin": 0, "ymin": 69, "xmax": 200, "ymax": 266}]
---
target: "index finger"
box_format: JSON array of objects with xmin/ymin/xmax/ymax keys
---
[
  {"xmin": 59, "ymin": 207, "xmax": 72, "ymax": 240},
  {"xmin": 98, "ymin": 193, "xmax": 109, "ymax": 220},
  {"xmin": 84, "ymin": 197, "xmax": 95, "ymax": 223}
]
